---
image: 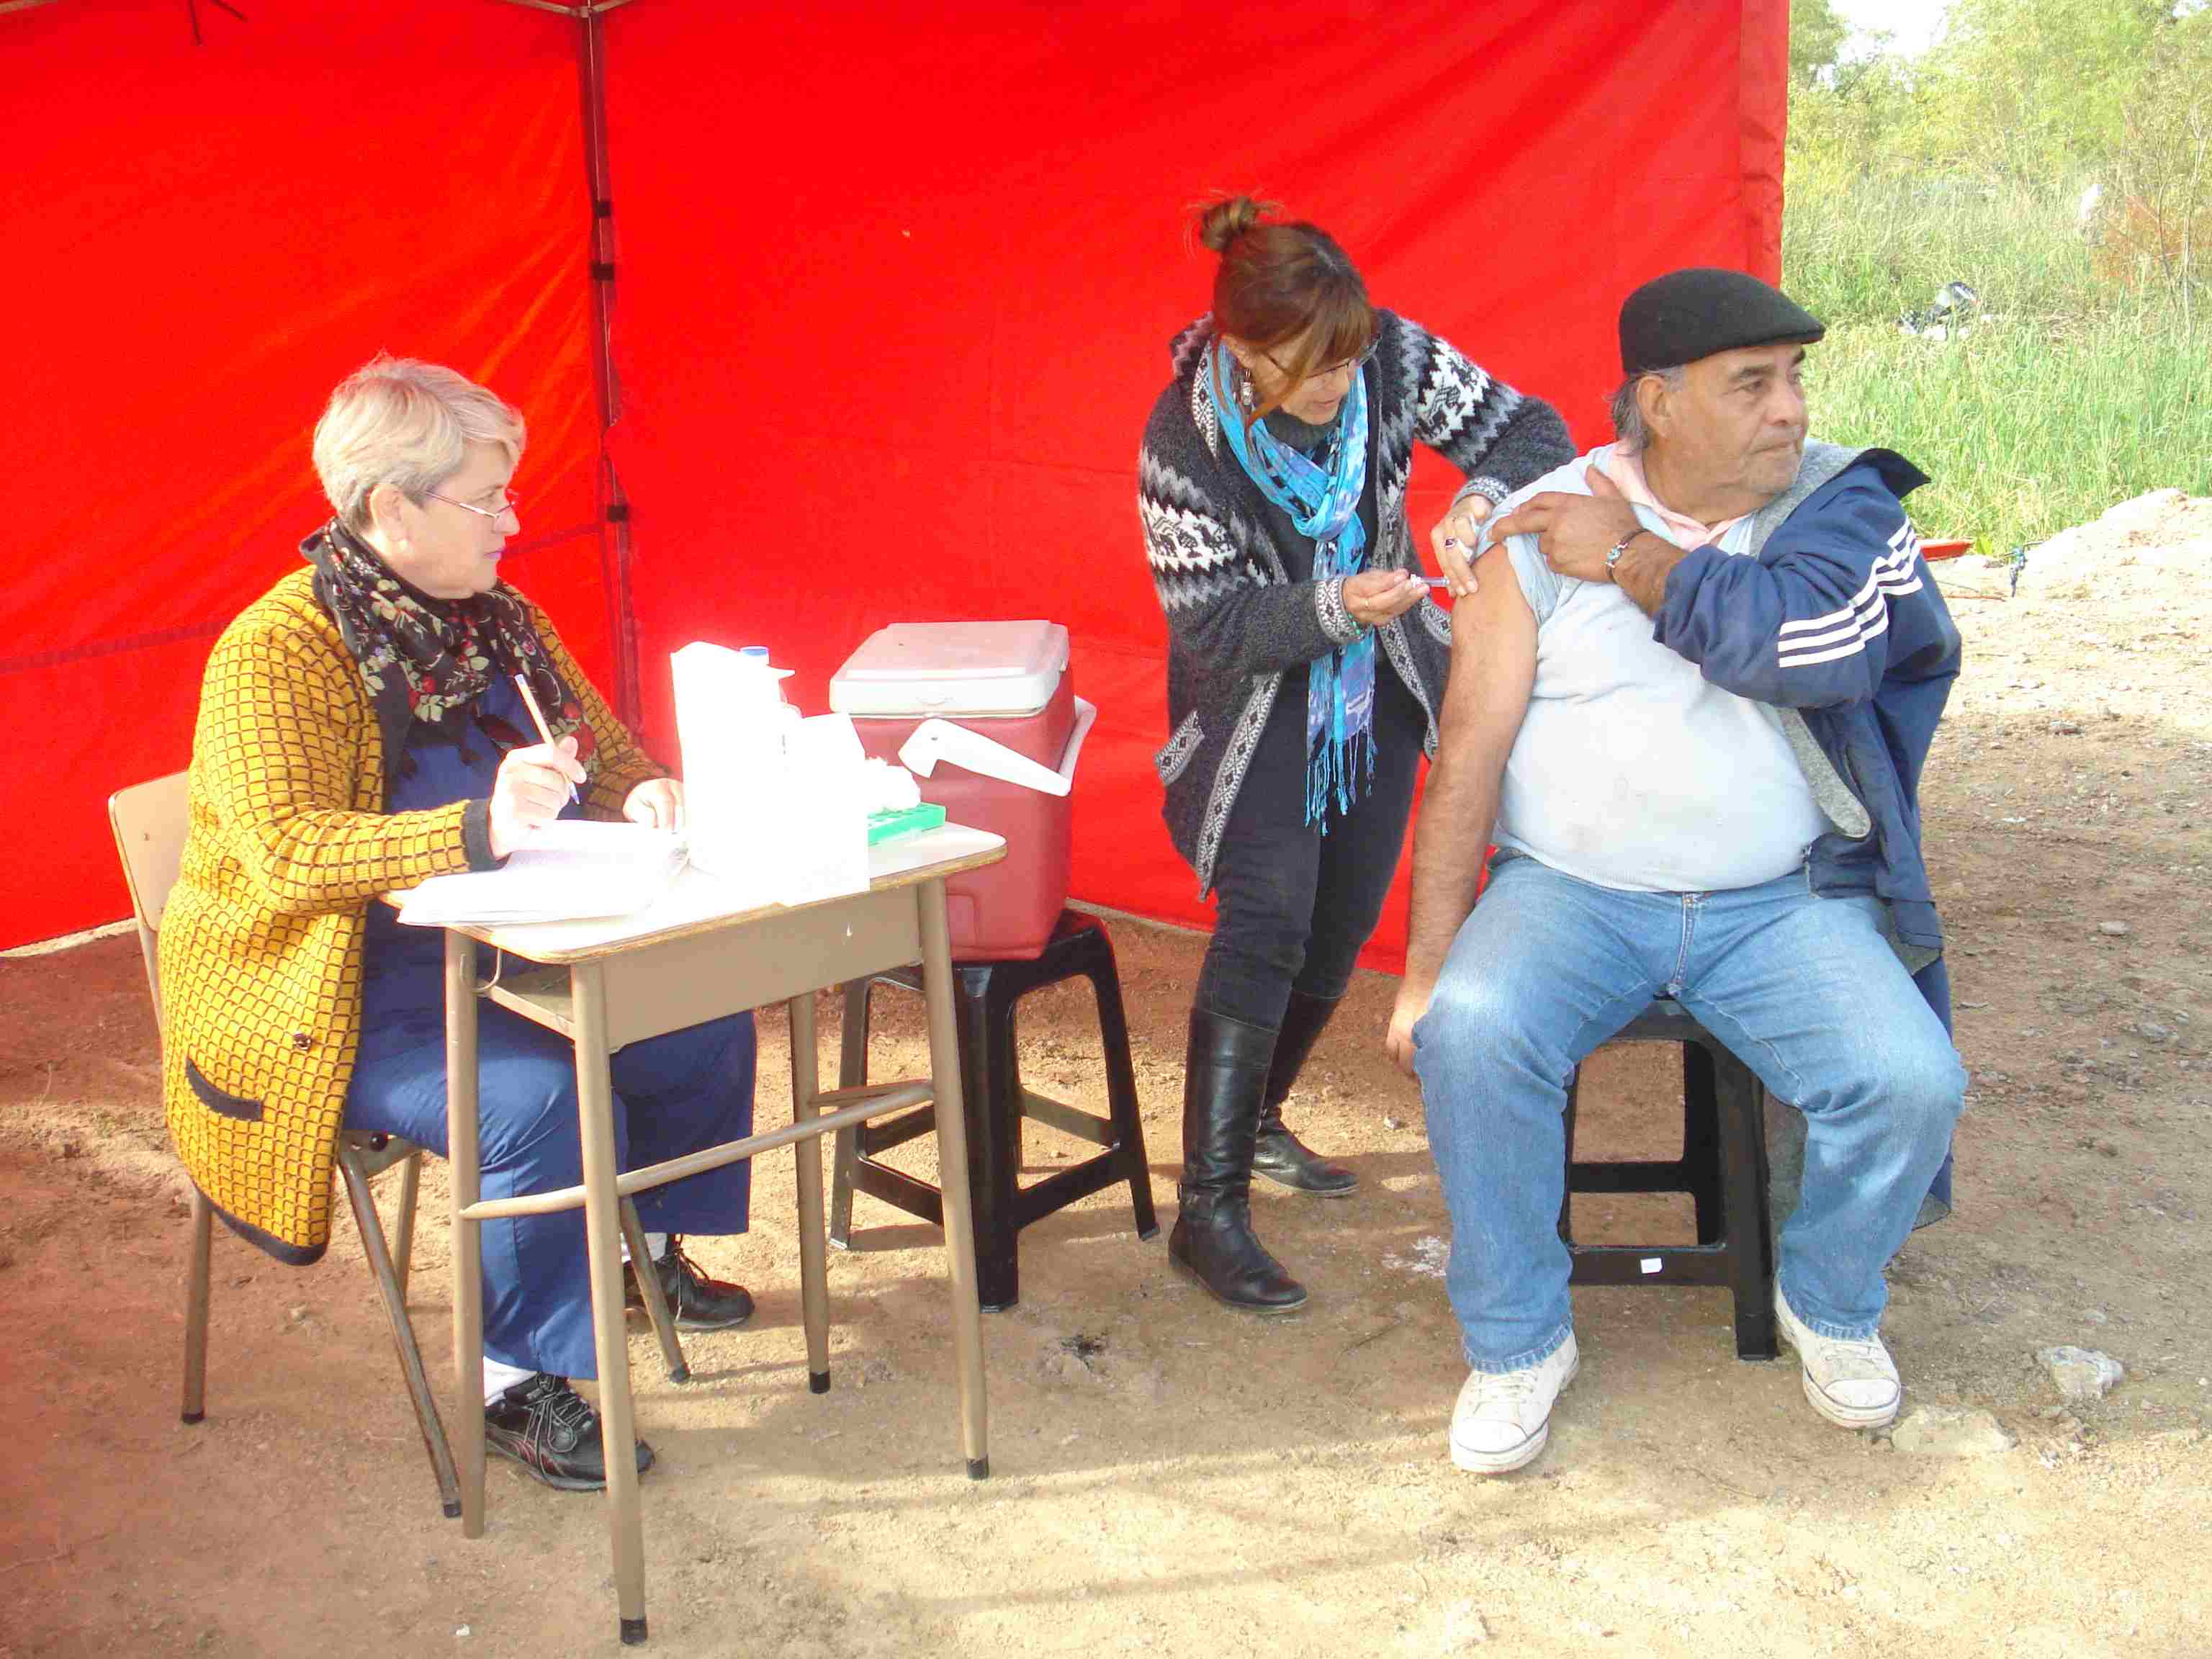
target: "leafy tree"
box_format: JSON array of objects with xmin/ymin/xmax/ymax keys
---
[
  {"xmin": 1789, "ymin": 0, "xmax": 1851, "ymax": 84},
  {"xmin": 2101, "ymin": 6, "xmax": 2212, "ymax": 326},
  {"xmin": 1786, "ymin": 42, "xmax": 1928, "ymax": 186},
  {"xmin": 1918, "ymin": 0, "xmax": 2172, "ymax": 180}
]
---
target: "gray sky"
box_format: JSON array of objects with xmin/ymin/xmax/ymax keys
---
[{"xmin": 1833, "ymin": 0, "xmax": 1950, "ymax": 56}]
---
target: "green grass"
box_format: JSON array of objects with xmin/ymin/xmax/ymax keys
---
[
  {"xmin": 1784, "ymin": 172, "xmax": 2110, "ymax": 327},
  {"xmin": 1784, "ymin": 171, "xmax": 2212, "ymax": 556},
  {"xmin": 1804, "ymin": 311, "xmax": 2212, "ymax": 554}
]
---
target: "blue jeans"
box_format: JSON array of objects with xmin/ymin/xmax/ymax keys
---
[
  {"xmin": 1413, "ymin": 856, "xmax": 1965, "ymax": 1372},
  {"xmin": 344, "ymin": 1002, "xmax": 756, "ymax": 1380}
]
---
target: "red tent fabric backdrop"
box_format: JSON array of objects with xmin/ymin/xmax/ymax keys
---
[
  {"xmin": 1, "ymin": 0, "xmax": 608, "ymax": 950},
  {"xmin": 0, "ymin": 0, "xmax": 1786, "ymax": 961}
]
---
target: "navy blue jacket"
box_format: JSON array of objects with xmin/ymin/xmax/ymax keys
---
[
  {"xmin": 1653, "ymin": 451, "xmax": 1959, "ymax": 956},
  {"xmin": 1655, "ymin": 450, "xmax": 1960, "ymax": 1221}
]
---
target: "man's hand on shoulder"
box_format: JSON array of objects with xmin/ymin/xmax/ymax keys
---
[
  {"xmin": 1485, "ymin": 464, "xmax": 1641, "ymax": 585},
  {"xmin": 1487, "ymin": 467, "xmax": 1689, "ymax": 615}
]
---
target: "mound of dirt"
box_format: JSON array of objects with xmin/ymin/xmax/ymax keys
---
[{"xmin": 2013, "ymin": 489, "xmax": 2212, "ymax": 603}]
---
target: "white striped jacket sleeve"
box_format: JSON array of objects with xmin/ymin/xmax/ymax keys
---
[{"xmin": 1650, "ymin": 472, "xmax": 1962, "ymax": 709}]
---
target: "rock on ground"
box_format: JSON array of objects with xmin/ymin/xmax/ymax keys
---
[
  {"xmin": 1891, "ymin": 1406, "xmax": 2018, "ymax": 1457},
  {"xmin": 2040, "ymin": 1346, "xmax": 2126, "ymax": 1403}
]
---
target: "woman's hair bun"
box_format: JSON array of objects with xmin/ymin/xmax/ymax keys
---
[{"xmin": 1197, "ymin": 194, "xmax": 1276, "ymax": 253}]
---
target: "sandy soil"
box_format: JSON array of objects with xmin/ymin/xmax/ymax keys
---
[{"xmin": 3, "ymin": 500, "xmax": 2208, "ymax": 1659}]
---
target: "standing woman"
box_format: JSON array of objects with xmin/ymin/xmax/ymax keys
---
[{"xmin": 1138, "ymin": 197, "xmax": 1574, "ymax": 1313}]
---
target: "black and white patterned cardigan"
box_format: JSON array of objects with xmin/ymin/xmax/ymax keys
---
[{"xmin": 1138, "ymin": 308, "xmax": 1575, "ymax": 895}]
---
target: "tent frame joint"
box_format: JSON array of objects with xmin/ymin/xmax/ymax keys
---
[{"xmin": 485, "ymin": 0, "xmax": 637, "ymax": 19}]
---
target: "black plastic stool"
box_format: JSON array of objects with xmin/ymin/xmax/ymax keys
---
[
  {"xmin": 830, "ymin": 909, "xmax": 1159, "ymax": 1310},
  {"xmin": 1561, "ymin": 998, "xmax": 1778, "ymax": 1360}
]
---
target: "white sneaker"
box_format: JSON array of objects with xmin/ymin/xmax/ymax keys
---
[
  {"xmin": 1449, "ymin": 1333, "xmax": 1579, "ymax": 1474},
  {"xmin": 1774, "ymin": 1282, "xmax": 1902, "ymax": 1429}
]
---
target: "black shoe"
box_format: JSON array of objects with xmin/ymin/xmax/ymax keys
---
[
  {"xmin": 1167, "ymin": 1007, "xmax": 1308, "ymax": 1314},
  {"xmin": 1169, "ymin": 1194, "xmax": 1308, "ymax": 1313},
  {"xmin": 624, "ymin": 1236, "xmax": 755, "ymax": 1331},
  {"xmin": 1251, "ymin": 990, "xmax": 1359, "ymax": 1197},
  {"xmin": 1251, "ymin": 1112, "xmax": 1359, "ymax": 1197},
  {"xmin": 485, "ymin": 1373, "xmax": 655, "ymax": 1493}
]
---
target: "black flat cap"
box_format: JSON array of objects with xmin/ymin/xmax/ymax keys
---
[{"xmin": 1619, "ymin": 268, "xmax": 1825, "ymax": 374}]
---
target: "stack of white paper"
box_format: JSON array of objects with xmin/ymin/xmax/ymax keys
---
[{"xmin": 397, "ymin": 821, "xmax": 687, "ymax": 927}]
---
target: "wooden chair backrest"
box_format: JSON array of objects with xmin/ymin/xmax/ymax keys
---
[
  {"xmin": 106, "ymin": 770, "xmax": 407, "ymax": 1166},
  {"xmin": 106, "ymin": 771, "xmax": 191, "ymax": 1035}
]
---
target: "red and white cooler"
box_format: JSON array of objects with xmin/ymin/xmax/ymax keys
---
[{"xmin": 830, "ymin": 621, "xmax": 1090, "ymax": 960}]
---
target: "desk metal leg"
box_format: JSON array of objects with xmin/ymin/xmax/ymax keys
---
[
  {"xmin": 917, "ymin": 878, "xmax": 990, "ymax": 1479},
  {"xmin": 787, "ymin": 991, "xmax": 832, "ymax": 1393},
  {"xmin": 444, "ymin": 931, "xmax": 487, "ymax": 1537},
  {"xmin": 573, "ymin": 962, "xmax": 649, "ymax": 1645}
]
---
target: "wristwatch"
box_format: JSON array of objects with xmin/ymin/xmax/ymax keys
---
[{"xmin": 1604, "ymin": 529, "xmax": 1645, "ymax": 580}]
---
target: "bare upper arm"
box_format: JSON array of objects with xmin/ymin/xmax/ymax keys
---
[{"xmin": 1438, "ymin": 545, "xmax": 1536, "ymax": 769}]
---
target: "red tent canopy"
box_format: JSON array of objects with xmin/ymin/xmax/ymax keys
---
[{"xmin": 0, "ymin": 0, "xmax": 1786, "ymax": 964}]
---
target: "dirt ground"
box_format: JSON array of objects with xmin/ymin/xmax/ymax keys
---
[{"xmin": 4, "ymin": 498, "xmax": 2208, "ymax": 1659}]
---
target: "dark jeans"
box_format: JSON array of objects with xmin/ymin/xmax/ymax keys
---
[
  {"xmin": 344, "ymin": 1000, "xmax": 756, "ymax": 1380},
  {"xmin": 1194, "ymin": 662, "xmax": 1426, "ymax": 1030}
]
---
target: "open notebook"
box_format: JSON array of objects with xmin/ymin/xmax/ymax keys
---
[{"xmin": 397, "ymin": 821, "xmax": 688, "ymax": 927}]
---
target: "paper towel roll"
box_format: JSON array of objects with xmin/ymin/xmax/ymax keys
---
[{"xmin": 673, "ymin": 642, "xmax": 796, "ymax": 884}]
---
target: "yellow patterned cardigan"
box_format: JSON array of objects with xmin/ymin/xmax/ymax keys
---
[{"xmin": 159, "ymin": 567, "xmax": 665, "ymax": 1264}]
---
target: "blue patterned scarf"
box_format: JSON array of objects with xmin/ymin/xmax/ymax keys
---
[{"xmin": 1208, "ymin": 339, "xmax": 1375, "ymax": 824}]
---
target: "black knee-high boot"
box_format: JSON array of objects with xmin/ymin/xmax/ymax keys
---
[
  {"xmin": 1168, "ymin": 1007, "xmax": 1308, "ymax": 1313},
  {"xmin": 1251, "ymin": 990, "xmax": 1359, "ymax": 1196}
]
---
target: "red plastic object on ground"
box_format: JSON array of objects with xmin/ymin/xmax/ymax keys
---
[
  {"xmin": 832, "ymin": 623, "xmax": 1079, "ymax": 961},
  {"xmin": 1921, "ymin": 539, "xmax": 1972, "ymax": 561}
]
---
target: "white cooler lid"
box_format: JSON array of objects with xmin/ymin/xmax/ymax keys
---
[{"xmin": 828, "ymin": 620, "xmax": 1069, "ymax": 717}]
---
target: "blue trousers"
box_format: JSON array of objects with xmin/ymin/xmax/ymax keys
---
[
  {"xmin": 1413, "ymin": 857, "xmax": 1966, "ymax": 1372},
  {"xmin": 344, "ymin": 1002, "xmax": 757, "ymax": 1380}
]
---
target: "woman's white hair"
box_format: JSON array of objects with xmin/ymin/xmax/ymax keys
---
[
  {"xmin": 1608, "ymin": 365, "xmax": 1686, "ymax": 451},
  {"xmin": 312, "ymin": 354, "xmax": 526, "ymax": 531}
]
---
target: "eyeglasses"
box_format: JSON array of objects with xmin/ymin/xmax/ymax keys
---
[
  {"xmin": 424, "ymin": 489, "xmax": 523, "ymax": 524},
  {"xmin": 1261, "ymin": 338, "xmax": 1378, "ymax": 384}
]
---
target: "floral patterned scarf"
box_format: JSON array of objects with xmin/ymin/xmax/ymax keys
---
[{"xmin": 302, "ymin": 519, "xmax": 597, "ymax": 786}]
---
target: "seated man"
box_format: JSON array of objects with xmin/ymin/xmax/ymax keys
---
[{"xmin": 1388, "ymin": 269, "xmax": 1966, "ymax": 1474}]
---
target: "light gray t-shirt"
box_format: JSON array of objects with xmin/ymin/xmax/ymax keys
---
[{"xmin": 1488, "ymin": 446, "xmax": 1831, "ymax": 894}]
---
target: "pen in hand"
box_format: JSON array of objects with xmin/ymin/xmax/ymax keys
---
[{"xmin": 512, "ymin": 673, "xmax": 580, "ymax": 806}]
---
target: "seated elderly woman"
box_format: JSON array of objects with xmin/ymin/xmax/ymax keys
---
[{"xmin": 158, "ymin": 355, "xmax": 755, "ymax": 1493}]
